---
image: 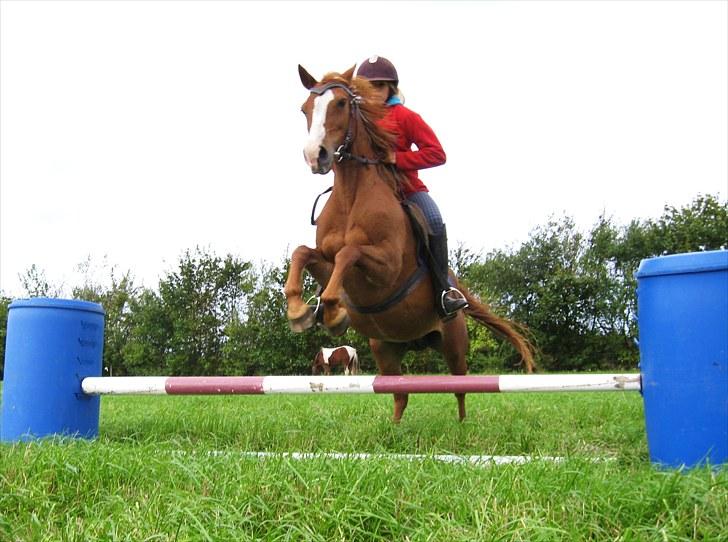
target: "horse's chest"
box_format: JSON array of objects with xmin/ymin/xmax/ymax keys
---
[
  {"xmin": 318, "ymin": 230, "xmax": 345, "ymax": 260},
  {"xmin": 317, "ymin": 221, "xmax": 371, "ymax": 261}
]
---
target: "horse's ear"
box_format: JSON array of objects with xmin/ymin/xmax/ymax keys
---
[
  {"xmin": 342, "ymin": 64, "xmax": 356, "ymax": 82},
  {"xmin": 298, "ymin": 65, "xmax": 318, "ymax": 90}
]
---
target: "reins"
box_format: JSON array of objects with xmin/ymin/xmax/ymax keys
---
[{"xmin": 310, "ymin": 186, "xmax": 332, "ymax": 226}]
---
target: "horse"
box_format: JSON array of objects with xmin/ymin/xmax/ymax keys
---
[
  {"xmin": 312, "ymin": 346, "xmax": 360, "ymax": 376},
  {"xmin": 284, "ymin": 64, "xmax": 536, "ymax": 422}
]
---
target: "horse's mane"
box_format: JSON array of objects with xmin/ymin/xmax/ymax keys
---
[{"xmin": 320, "ymin": 72, "xmax": 406, "ymax": 195}]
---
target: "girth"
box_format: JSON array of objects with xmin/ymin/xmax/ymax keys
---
[{"xmin": 343, "ymin": 264, "xmax": 427, "ymax": 314}]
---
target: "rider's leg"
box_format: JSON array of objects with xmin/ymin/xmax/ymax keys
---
[{"xmin": 405, "ymin": 191, "xmax": 468, "ymax": 319}]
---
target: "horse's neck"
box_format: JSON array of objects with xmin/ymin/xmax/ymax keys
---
[
  {"xmin": 332, "ymin": 163, "xmax": 380, "ymax": 205},
  {"xmin": 332, "ymin": 159, "xmax": 399, "ymax": 213},
  {"xmin": 332, "ymin": 120, "xmax": 396, "ymax": 206}
]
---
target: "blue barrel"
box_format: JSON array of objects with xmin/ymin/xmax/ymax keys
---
[
  {"xmin": 1, "ymin": 298, "xmax": 105, "ymax": 441},
  {"xmin": 637, "ymin": 250, "xmax": 728, "ymax": 468}
]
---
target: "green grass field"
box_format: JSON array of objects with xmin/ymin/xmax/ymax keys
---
[{"xmin": 1, "ymin": 389, "xmax": 727, "ymax": 541}]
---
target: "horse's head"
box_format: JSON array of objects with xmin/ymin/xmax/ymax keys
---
[{"xmin": 299, "ymin": 65, "xmax": 359, "ymax": 174}]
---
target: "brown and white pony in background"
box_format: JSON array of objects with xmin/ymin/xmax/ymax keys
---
[{"xmin": 312, "ymin": 346, "xmax": 360, "ymax": 375}]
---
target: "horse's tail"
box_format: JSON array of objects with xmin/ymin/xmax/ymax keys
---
[
  {"xmin": 458, "ymin": 282, "xmax": 537, "ymax": 373},
  {"xmin": 351, "ymin": 350, "xmax": 360, "ymax": 375}
]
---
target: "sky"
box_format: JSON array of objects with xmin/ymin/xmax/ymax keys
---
[{"xmin": 1, "ymin": 0, "xmax": 726, "ymax": 297}]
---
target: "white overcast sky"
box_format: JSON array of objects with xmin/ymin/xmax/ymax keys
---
[{"xmin": 1, "ymin": 0, "xmax": 726, "ymax": 297}]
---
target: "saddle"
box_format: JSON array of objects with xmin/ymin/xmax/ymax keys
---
[
  {"xmin": 308, "ymin": 190, "xmax": 450, "ymax": 317},
  {"xmin": 400, "ymin": 200, "xmax": 432, "ymax": 257}
]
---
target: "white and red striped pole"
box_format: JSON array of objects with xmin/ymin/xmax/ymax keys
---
[{"xmin": 81, "ymin": 373, "xmax": 641, "ymax": 396}]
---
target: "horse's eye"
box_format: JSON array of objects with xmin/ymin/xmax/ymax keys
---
[{"xmin": 336, "ymin": 98, "xmax": 347, "ymax": 108}]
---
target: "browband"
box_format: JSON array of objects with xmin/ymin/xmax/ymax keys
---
[{"xmin": 310, "ymin": 82, "xmax": 357, "ymax": 98}]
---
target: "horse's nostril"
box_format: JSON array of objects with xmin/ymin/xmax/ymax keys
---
[{"xmin": 318, "ymin": 146, "xmax": 329, "ymax": 162}]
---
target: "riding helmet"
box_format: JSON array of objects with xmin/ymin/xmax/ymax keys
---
[{"xmin": 356, "ymin": 55, "xmax": 399, "ymax": 83}]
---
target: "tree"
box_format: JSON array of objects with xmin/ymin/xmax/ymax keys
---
[
  {"xmin": 222, "ymin": 259, "xmax": 361, "ymax": 376},
  {"xmin": 155, "ymin": 248, "xmax": 254, "ymax": 375},
  {"xmin": 4, "ymin": 195, "xmax": 722, "ymax": 378},
  {"xmin": 0, "ymin": 295, "xmax": 11, "ymax": 379},
  {"xmin": 468, "ymin": 216, "xmax": 611, "ymax": 370},
  {"xmin": 18, "ymin": 264, "xmax": 62, "ymax": 298},
  {"xmin": 122, "ymin": 289, "xmax": 172, "ymax": 375},
  {"xmin": 608, "ymin": 193, "xmax": 728, "ymax": 345},
  {"xmin": 72, "ymin": 261, "xmax": 138, "ymax": 377},
  {"xmin": 464, "ymin": 215, "xmax": 641, "ymax": 370},
  {"xmin": 462, "ymin": 194, "xmax": 727, "ymax": 372},
  {"xmin": 644, "ymin": 193, "xmax": 727, "ymax": 255}
]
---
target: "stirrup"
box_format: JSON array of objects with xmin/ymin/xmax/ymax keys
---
[
  {"xmin": 305, "ymin": 295, "xmax": 324, "ymax": 324},
  {"xmin": 440, "ymin": 287, "xmax": 469, "ymax": 316}
]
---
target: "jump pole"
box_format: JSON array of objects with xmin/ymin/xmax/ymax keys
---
[
  {"xmin": 80, "ymin": 374, "xmax": 641, "ymax": 396},
  {"xmin": 1, "ymin": 250, "xmax": 726, "ymax": 469}
]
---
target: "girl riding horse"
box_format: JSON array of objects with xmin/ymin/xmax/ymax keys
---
[{"xmin": 285, "ymin": 64, "xmax": 535, "ymax": 422}]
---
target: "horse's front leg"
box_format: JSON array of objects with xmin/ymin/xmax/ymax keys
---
[
  {"xmin": 319, "ymin": 242, "xmax": 401, "ymax": 335},
  {"xmin": 319, "ymin": 245, "xmax": 361, "ymax": 335},
  {"xmin": 283, "ymin": 245, "xmax": 332, "ymax": 332}
]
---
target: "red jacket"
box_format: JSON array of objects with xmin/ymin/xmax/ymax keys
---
[{"xmin": 380, "ymin": 103, "xmax": 446, "ymax": 195}]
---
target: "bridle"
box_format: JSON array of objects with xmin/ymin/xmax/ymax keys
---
[
  {"xmin": 308, "ymin": 81, "xmax": 389, "ymax": 225},
  {"xmin": 309, "ymin": 82, "xmax": 382, "ymax": 166}
]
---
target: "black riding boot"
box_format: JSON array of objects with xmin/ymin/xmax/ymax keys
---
[{"xmin": 428, "ymin": 225, "xmax": 468, "ymax": 320}]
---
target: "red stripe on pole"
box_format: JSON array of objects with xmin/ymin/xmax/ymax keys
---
[
  {"xmin": 372, "ymin": 375, "xmax": 501, "ymax": 394},
  {"xmin": 165, "ymin": 377, "xmax": 265, "ymax": 395}
]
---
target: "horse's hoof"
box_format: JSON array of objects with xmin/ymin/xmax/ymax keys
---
[
  {"xmin": 288, "ymin": 308, "xmax": 316, "ymax": 333},
  {"xmin": 326, "ymin": 312, "xmax": 350, "ymax": 337}
]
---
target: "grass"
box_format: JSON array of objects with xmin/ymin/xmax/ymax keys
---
[{"xmin": 1, "ymin": 390, "xmax": 727, "ymax": 541}]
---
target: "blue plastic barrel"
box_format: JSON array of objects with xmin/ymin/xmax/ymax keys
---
[
  {"xmin": 637, "ymin": 250, "xmax": 728, "ymax": 468},
  {"xmin": 1, "ymin": 298, "xmax": 105, "ymax": 441}
]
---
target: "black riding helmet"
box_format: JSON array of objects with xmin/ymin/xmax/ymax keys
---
[{"xmin": 355, "ymin": 55, "xmax": 399, "ymax": 84}]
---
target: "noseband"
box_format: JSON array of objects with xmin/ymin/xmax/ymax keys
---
[{"xmin": 309, "ymin": 82, "xmax": 381, "ymax": 166}]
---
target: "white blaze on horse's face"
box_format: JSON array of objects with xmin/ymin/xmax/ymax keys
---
[{"xmin": 303, "ymin": 90, "xmax": 335, "ymax": 174}]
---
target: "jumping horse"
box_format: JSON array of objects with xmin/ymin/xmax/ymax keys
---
[
  {"xmin": 312, "ymin": 346, "xmax": 360, "ymax": 376},
  {"xmin": 285, "ymin": 65, "xmax": 535, "ymax": 422}
]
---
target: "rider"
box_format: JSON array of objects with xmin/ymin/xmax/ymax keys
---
[{"xmin": 355, "ymin": 55, "xmax": 468, "ymax": 320}]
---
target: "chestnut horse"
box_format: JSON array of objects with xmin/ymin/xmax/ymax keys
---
[
  {"xmin": 284, "ymin": 65, "xmax": 535, "ymax": 422},
  {"xmin": 312, "ymin": 346, "xmax": 360, "ymax": 376}
]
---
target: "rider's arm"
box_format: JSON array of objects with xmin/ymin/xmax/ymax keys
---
[{"xmin": 393, "ymin": 108, "xmax": 446, "ymax": 171}]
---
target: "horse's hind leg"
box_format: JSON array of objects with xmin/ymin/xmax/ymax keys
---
[
  {"xmin": 440, "ymin": 313, "xmax": 470, "ymax": 421},
  {"xmin": 369, "ymin": 339, "xmax": 409, "ymax": 423},
  {"xmin": 284, "ymin": 245, "xmax": 332, "ymax": 332}
]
